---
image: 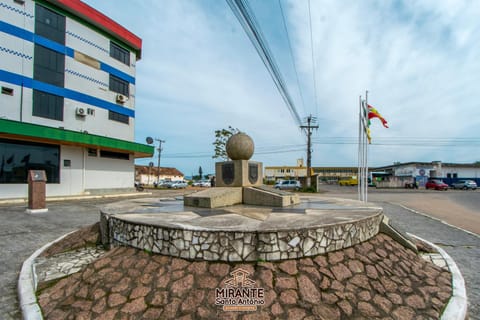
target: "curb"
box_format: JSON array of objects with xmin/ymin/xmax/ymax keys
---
[
  {"xmin": 408, "ymin": 233, "xmax": 468, "ymax": 320},
  {"xmin": 0, "ymin": 192, "xmax": 151, "ymax": 205},
  {"xmin": 18, "ymin": 230, "xmax": 77, "ymax": 320}
]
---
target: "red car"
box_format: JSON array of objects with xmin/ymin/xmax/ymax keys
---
[{"xmin": 425, "ymin": 179, "xmax": 448, "ymax": 191}]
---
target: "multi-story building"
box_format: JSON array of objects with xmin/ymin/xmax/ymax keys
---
[
  {"xmin": 264, "ymin": 159, "xmax": 308, "ymax": 183},
  {"xmin": 0, "ymin": 0, "xmax": 153, "ymax": 199}
]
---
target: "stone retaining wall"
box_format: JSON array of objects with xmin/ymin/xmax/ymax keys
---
[{"xmin": 103, "ymin": 212, "xmax": 383, "ymax": 262}]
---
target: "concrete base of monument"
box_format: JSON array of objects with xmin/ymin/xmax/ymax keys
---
[
  {"xmin": 183, "ymin": 186, "xmax": 300, "ymax": 208},
  {"xmin": 101, "ymin": 196, "xmax": 383, "ymax": 262}
]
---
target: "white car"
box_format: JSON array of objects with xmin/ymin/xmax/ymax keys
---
[
  {"xmin": 169, "ymin": 181, "xmax": 188, "ymax": 189},
  {"xmin": 200, "ymin": 180, "xmax": 211, "ymax": 187}
]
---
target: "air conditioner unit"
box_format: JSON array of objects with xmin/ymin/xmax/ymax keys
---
[
  {"xmin": 76, "ymin": 107, "xmax": 86, "ymax": 116},
  {"xmin": 116, "ymin": 94, "xmax": 128, "ymax": 103}
]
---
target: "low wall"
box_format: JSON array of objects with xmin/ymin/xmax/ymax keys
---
[{"xmin": 101, "ymin": 210, "xmax": 383, "ymax": 262}]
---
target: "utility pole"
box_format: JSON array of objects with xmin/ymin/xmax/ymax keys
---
[
  {"xmin": 300, "ymin": 115, "xmax": 318, "ymax": 188},
  {"xmin": 155, "ymin": 139, "xmax": 165, "ymax": 183}
]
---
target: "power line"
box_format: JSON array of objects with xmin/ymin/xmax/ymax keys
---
[
  {"xmin": 160, "ymin": 136, "xmax": 479, "ymax": 159},
  {"xmin": 226, "ymin": 0, "xmax": 303, "ymax": 126},
  {"xmin": 308, "ymin": 0, "xmax": 319, "ymax": 117},
  {"xmin": 278, "ymin": 0, "xmax": 306, "ymax": 115}
]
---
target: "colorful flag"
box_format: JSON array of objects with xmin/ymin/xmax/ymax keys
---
[{"xmin": 367, "ymin": 104, "xmax": 388, "ymax": 128}]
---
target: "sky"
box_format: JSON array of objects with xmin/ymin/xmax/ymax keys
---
[{"xmin": 84, "ymin": 0, "xmax": 480, "ymax": 176}]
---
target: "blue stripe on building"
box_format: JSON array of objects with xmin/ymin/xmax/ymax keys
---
[
  {"xmin": 0, "ymin": 20, "xmax": 134, "ymax": 84},
  {"xmin": 0, "ymin": 69, "xmax": 135, "ymax": 118}
]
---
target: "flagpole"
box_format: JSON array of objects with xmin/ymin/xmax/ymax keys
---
[
  {"xmin": 357, "ymin": 95, "xmax": 362, "ymax": 201},
  {"xmin": 364, "ymin": 90, "xmax": 369, "ymax": 202}
]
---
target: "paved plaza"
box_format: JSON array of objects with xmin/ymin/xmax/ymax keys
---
[{"xmin": 0, "ymin": 188, "xmax": 478, "ymax": 319}]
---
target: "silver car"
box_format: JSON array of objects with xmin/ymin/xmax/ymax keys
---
[
  {"xmin": 169, "ymin": 181, "xmax": 188, "ymax": 189},
  {"xmin": 451, "ymin": 180, "xmax": 477, "ymax": 190},
  {"xmin": 274, "ymin": 180, "xmax": 302, "ymax": 191}
]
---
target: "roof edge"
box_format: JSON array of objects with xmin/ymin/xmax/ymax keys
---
[{"xmin": 0, "ymin": 119, "xmax": 153, "ymax": 158}]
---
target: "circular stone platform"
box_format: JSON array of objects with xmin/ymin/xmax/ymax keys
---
[{"xmin": 100, "ymin": 196, "xmax": 383, "ymax": 262}]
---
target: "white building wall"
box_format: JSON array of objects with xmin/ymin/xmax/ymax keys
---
[
  {"xmin": 442, "ymin": 167, "xmax": 480, "ymax": 178},
  {"xmin": 46, "ymin": 145, "xmax": 85, "ymax": 196},
  {"xmin": 85, "ymin": 155, "xmax": 134, "ymax": 190},
  {"xmin": 0, "ymin": 1, "xmax": 142, "ymax": 199}
]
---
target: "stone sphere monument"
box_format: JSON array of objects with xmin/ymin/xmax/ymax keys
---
[{"xmin": 226, "ymin": 132, "xmax": 254, "ymax": 160}]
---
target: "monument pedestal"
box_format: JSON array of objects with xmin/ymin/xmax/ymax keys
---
[
  {"xmin": 185, "ymin": 132, "xmax": 298, "ymax": 208},
  {"xmin": 215, "ymin": 160, "xmax": 263, "ymax": 187}
]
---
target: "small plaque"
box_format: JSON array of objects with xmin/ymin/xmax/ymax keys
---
[
  {"xmin": 248, "ymin": 163, "xmax": 258, "ymax": 184},
  {"xmin": 29, "ymin": 170, "xmax": 46, "ymax": 182},
  {"xmin": 222, "ymin": 163, "xmax": 234, "ymax": 185}
]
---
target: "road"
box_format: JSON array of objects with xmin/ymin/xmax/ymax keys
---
[
  {"xmin": 321, "ymin": 185, "xmax": 480, "ymax": 235},
  {"xmin": 320, "ymin": 184, "xmax": 480, "ymax": 318},
  {"xmin": 0, "ymin": 187, "xmax": 478, "ymax": 319}
]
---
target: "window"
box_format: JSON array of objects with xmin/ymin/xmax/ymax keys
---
[
  {"xmin": 0, "ymin": 139, "xmax": 60, "ymax": 183},
  {"xmin": 108, "ymin": 110, "xmax": 129, "ymax": 124},
  {"xmin": 100, "ymin": 150, "xmax": 129, "ymax": 160},
  {"xmin": 35, "ymin": 4, "xmax": 65, "ymax": 44},
  {"xmin": 109, "ymin": 74, "xmax": 129, "ymax": 96},
  {"xmin": 33, "ymin": 90, "xmax": 64, "ymax": 121},
  {"xmin": 110, "ymin": 42, "xmax": 130, "ymax": 65},
  {"xmin": 34, "ymin": 45, "xmax": 65, "ymax": 87},
  {"xmin": 1, "ymin": 87, "xmax": 13, "ymax": 95},
  {"xmin": 88, "ymin": 148, "xmax": 98, "ymax": 157}
]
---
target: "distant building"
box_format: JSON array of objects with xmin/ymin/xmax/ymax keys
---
[
  {"xmin": 313, "ymin": 167, "xmax": 358, "ymax": 182},
  {"xmin": 135, "ymin": 166, "xmax": 184, "ymax": 185},
  {"xmin": 373, "ymin": 161, "xmax": 480, "ymax": 187},
  {"xmin": 264, "ymin": 159, "xmax": 307, "ymax": 182},
  {"xmin": 0, "ymin": 0, "xmax": 153, "ymax": 199}
]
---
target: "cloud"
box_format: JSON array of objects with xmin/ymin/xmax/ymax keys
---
[{"xmin": 85, "ymin": 0, "xmax": 480, "ymax": 174}]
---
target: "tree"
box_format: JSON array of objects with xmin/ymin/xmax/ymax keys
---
[
  {"xmin": 198, "ymin": 166, "xmax": 203, "ymax": 180},
  {"xmin": 212, "ymin": 126, "xmax": 241, "ymax": 160}
]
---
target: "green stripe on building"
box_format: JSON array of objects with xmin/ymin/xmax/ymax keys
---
[{"xmin": 0, "ymin": 119, "xmax": 153, "ymax": 157}]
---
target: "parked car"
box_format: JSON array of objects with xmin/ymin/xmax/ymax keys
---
[
  {"xmin": 338, "ymin": 176, "xmax": 358, "ymax": 186},
  {"xmin": 451, "ymin": 180, "xmax": 477, "ymax": 190},
  {"xmin": 274, "ymin": 180, "xmax": 301, "ymax": 191},
  {"xmin": 192, "ymin": 181, "xmax": 203, "ymax": 187},
  {"xmin": 193, "ymin": 180, "xmax": 211, "ymax": 187},
  {"xmin": 425, "ymin": 179, "xmax": 448, "ymax": 191},
  {"xmin": 154, "ymin": 180, "xmax": 167, "ymax": 188},
  {"xmin": 200, "ymin": 180, "xmax": 211, "ymax": 187},
  {"xmin": 169, "ymin": 181, "xmax": 188, "ymax": 189}
]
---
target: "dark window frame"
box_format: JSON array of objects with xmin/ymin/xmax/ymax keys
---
[
  {"xmin": 109, "ymin": 74, "xmax": 129, "ymax": 96},
  {"xmin": 108, "ymin": 110, "xmax": 129, "ymax": 124},
  {"xmin": 0, "ymin": 139, "xmax": 60, "ymax": 184},
  {"xmin": 32, "ymin": 90, "xmax": 64, "ymax": 121},
  {"xmin": 34, "ymin": 44, "xmax": 65, "ymax": 87},
  {"xmin": 110, "ymin": 42, "xmax": 130, "ymax": 65},
  {"xmin": 35, "ymin": 4, "xmax": 65, "ymax": 44},
  {"xmin": 100, "ymin": 150, "xmax": 129, "ymax": 160}
]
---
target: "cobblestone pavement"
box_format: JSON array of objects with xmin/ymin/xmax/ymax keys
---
[
  {"xmin": 0, "ymin": 189, "xmax": 479, "ymax": 318},
  {"xmin": 380, "ymin": 202, "xmax": 480, "ymax": 319},
  {"xmin": 38, "ymin": 233, "xmax": 451, "ymax": 319}
]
